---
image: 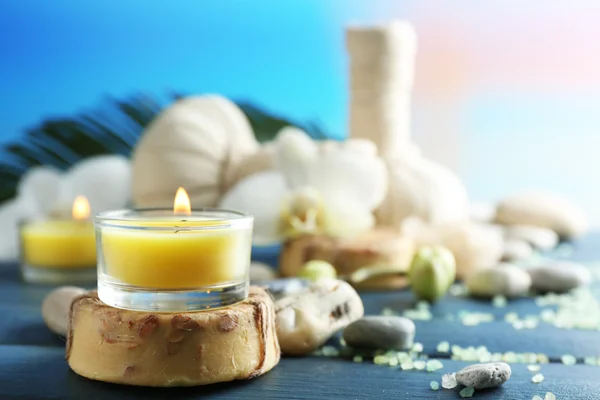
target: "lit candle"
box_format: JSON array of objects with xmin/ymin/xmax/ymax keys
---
[
  {"xmin": 20, "ymin": 196, "xmax": 96, "ymax": 284},
  {"xmin": 95, "ymin": 187, "xmax": 253, "ymax": 312}
]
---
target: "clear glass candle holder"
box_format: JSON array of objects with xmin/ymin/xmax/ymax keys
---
[
  {"xmin": 19, "ymin": 218, "xmax": 97, "ymax": 284},
  {"xmin": 94, "ymin": 208, "xmax": 253, "ymax": 312}
]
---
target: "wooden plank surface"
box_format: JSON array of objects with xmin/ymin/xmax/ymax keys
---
[
  {"xmin": 0, "ymin": 345, "xmax": 596, "ymax": 400},
  {"xmin": 0, "ymin": 234, "xmax": 599, "ymax": 399}
]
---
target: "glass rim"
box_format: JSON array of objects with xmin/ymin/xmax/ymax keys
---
[{"xmin": 94, "ymin": 207, "xmax": 253, "ymax": 231}]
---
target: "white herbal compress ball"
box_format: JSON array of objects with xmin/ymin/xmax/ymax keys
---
[
  {"xmin": 131, "ymin": 95, "xmax": 260, "ymax": 208},
  {"xmin": 376, "ymin": 156, "xmax": 470, "ymax": 227}
]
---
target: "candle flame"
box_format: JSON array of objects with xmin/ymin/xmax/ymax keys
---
[
  {"xmin": 72, "ymin": 196, "xmax": 90, "ymax": 220},
  {"xmin": 174, "ymin": 187, "xmax": 191, "ymax": 216}
]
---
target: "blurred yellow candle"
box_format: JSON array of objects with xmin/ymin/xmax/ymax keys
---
[
  {"xmin": 100, "ymin": 188, "xmax": 251, "ymax": 289},
  {"xmin": 21, "ymin": 196, "xmax": 96, "ymax": 268}
]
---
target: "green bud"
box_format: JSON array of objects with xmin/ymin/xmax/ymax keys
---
[
  {"xmin": 409, "ymin": 246, "xmax": 456, "ymax": 302},
  {"xmin": 297, "ymin": 260, "xmax": 337, "ymax": 281}
]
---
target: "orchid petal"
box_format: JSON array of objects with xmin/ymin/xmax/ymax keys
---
[
  {"xmin": 307, "ymin": 148, "xmax": 388, "ymax": 211},
  {"xmin": 17, "ymin": 166, "xmax": 63, "ymax": 217},
  {"xmin": 322, "ymin": 198, "xmax": 375, "ymax": 238},
  {"xmin": 219, "ymin": 170, "xmax": 287, "ymax": 245},
  {"xmin": 0, "ymin": 198, "xmax": 31, "ymax": 261},
  {"xmin": 274, "ymin": 127, "xmax": 317, "ymax": 189}
]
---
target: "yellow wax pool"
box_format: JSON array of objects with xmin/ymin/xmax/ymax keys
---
[
  {"xmin": 21, "ymin": 220, "xmax": 96, "ymax": 268},
  {"xmin": 101, "ymin": 222, "xmax": 251, "ymax": 289}
]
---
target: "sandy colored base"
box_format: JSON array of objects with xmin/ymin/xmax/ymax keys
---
[
  {"xmin": 280, "ymin": 229, "xmax": 414, "ymax": 290},
  {"xmin": 66, "ymin": 287, "xmax": 280, "ymax": 387}
]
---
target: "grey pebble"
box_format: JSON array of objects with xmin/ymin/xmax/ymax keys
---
[
  {"xmin": 249, "ymin": 262, "xmax": 277, "ymax": 282},
  {"xmin": 342, "ymin": 316, "xmax": 415, "ymax": 350},
  {"xmin": 528, "ymin": 261, "xmax": 591, "ymax": 293},
  {"xmin": 456, "ymin": 362, "xmax": 511, "ymax": 389},
  {"xmin": 501, "ymin": 238, "xmax": 533, "ymax": 261}
]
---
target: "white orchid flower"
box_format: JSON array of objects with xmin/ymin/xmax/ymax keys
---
[
  {"xmin": 220, "ymin": 127, "xmax": 388, "ymax": 245},
  {"xmin": 0, "ymin": 155, "xmax": 131, "ymax": 261}
]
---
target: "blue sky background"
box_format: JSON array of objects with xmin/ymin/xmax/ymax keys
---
[{"xmin": 0, "ymin": 0, "xmax": 376, "ymax": 143}]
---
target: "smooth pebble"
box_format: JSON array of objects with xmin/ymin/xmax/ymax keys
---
[
  {"xmin": 456, "ymin": 362, "xmax": 512, "ymax": 389},
  {"xmin": 528, "ymin": 261, "xmax": 591, "ymax": 293},
  {"xmin": 501, "ymin": 238, "xmax": 534, "ymax": 261},
  {"xmin": 343, "ymin": 316, "xmax": 415, "ymax": 350},
  {"xmin": 42, "ymin": 286, "xmax": 86, "ymax": 336},
  {"xmin": 249, "ymin": 262, "xmax": 277, "ymax": 282},
  {"xmin": 466, "ymin": 264, "xmax": 531, "ymax": 298},
  {"xmin": 496, "ymin": 191, "xmax": 588, "ymax": 239},
  {"xmin": 505, "ymin": 225, "xmax": 559, "ymax": 250}
]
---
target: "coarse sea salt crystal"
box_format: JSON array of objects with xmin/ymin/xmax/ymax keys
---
[
  {"xmin": 532, "ymin": 396, "xmax": 543, "ymax": 400},
  {"xmin": 492, "ymin": 295, "xmax": 508, "ymax": 308},
  {"xmin": 503, "ymin": 351, "xmax": 518, "ymax": 363},
  {"xmin": 532, "ymin": 373, "xmax": 544, "ymax": 383},
  {"xmin": 449, "ymin": 283, "xmax": 468, "ymax": 296},
  {"xmin": 437, "ymin": 341, "xmax": 450, "ymax": 353},
  {"xmin": 373, "ymin": 355, "xmax": 389, "ymax": 365},
  {"xmin": 400, "ymin": 360, "xmax": 414, "ymax": 370},
  {"xmin": 561, "ymin": 354, "xmax": 577, "ymax": 365},
  {"xmin": 416, "ymin": 301, "xmax": 430, "ymax": 310},
  {"xmin": 402, "ymin": 308, "xmax": 432, "ymax": 321},
  {"xmin": 322, "ymin": 346, "xmax": 339, "ymax": 357},
  {"xmin": 584, "ymin": 356, "xmax": 597, "ymax": 366},
  {"xmin": 527, "ymin": 365, "xmax": 541, "ymax": 372},
  {"xmin": 537, "ymin": 354, "xmax": 550, "ymax": 364},
  {"xmin": 413, "ymin": 360, "xmax": 426, "ymax": 370},
  {"xmin": 381, "ymin": 307, "xmax": 396, "ymax": 316},
  {"xmin": 412, "ymin": 342, "xmax": 423, "ymax": 353},
  {"xmin": 426, "ymin": 359, "xmax": 443, "ymax": 372},
  {"xmin": 545, "ymin": 392, "xmax": 556, "ymax": 400},
  {"xmin": 505, "ymin": 312, "xmax": 519, "ymax": 322},
  {"xmin": 441, "ymin": 373, "xmax": 457, "ymax": 389}
]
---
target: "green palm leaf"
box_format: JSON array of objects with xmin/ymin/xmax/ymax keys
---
[
  {"xmin": 237, "ymin": 101, "xmax": 330, "ymax": 143},
  {"xmin": 0, "ymin": 93, "xmax": 332, "ymax": 205}
]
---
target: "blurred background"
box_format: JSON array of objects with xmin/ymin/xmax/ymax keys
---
[{"xmin": 1, "ymin": 0, "xmax": 599, "ymax": 223}]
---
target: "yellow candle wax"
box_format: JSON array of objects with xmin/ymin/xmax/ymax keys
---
[
  {"xmin": 101, "ymin": 221, "xmax": 251, "ymax": 289},
  {"xmin": 21, "ymin": 220, "xmax": 96, "ymax": 268}
]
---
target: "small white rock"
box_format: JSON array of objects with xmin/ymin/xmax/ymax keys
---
[
  {"xmin": 528, "ymin": 262, "xmax": 591, "ymax": 293},
  {"xmin": 466, "ymin": 264, "xmax": 531, "ymax": 298},
  {"xmin": 505, "ymin": 225, "xmax": 559, "ymax": 251},
  {"xmin": 42, "ymin": 286, "xmax": 86, "ymax": 336},
  {"xmin": 456, "ymin": 362, "xmax": 511, "ymax": 389},
  {"xmin": 496, "ymin": 191, "xmax": 588, "ymax": 239},
  {"xmin": 502, "ymin": 238, "xmax": 534, "ymax": 261},
  {"xmin": 249, "ymin": 262, "xmax": 277, "ymax": 282}
]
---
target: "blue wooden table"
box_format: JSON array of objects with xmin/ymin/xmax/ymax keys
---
[{"xmin": 1, "ymin": 236, "xmax": 600, "ymax": 399}]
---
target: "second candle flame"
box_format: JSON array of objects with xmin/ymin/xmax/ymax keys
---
[
  {"xmin": 72, "ymin": 196, "xmax": 91, "ymax": 220},
  {"xmin": 174, "ymin": 187, "xmax": 191, "ymax": 216}
]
